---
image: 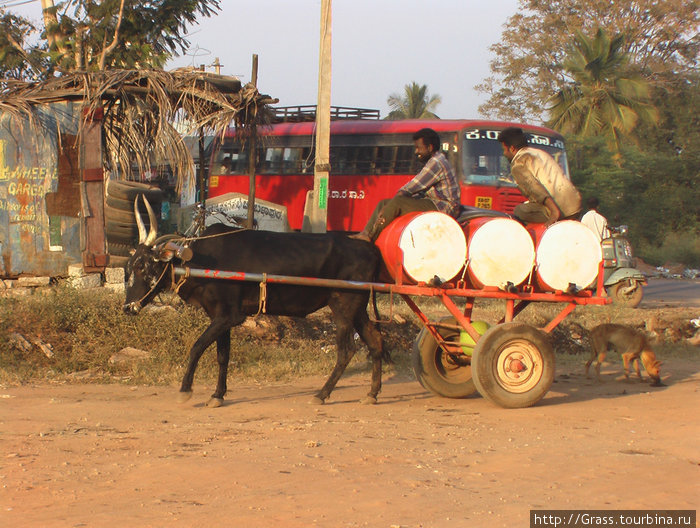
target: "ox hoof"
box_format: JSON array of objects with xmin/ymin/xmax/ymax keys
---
[
  {"xmin": 309, "ymin": 396, "xmax": 325, "ymax": 405},
  {"xmin": 177, "ymin": 390, "xmax": 193, "ymax": 404},
  {"xmin": 360, "ymin": 395, "xmax": 378, "ymax": 405},
  {"xmin": 206, "ymin": 397, "xmax": 224, "ymax": 408}
]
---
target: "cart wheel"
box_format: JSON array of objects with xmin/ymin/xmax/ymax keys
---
[
  {"xmin": 412, "ymin": 317, "xmax": 477, "ymax": 398},
  {"xmin": 472, "ymin": 323, "xmax": 554, "ymax": 408},
  {"xmin": 607, "ymin": 280, "xmax": 643, "ymax": 308}
]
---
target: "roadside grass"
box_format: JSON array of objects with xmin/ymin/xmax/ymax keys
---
[
  {"xmin": 1, "ymin": 287, "xmax": 697, "ymax": 388},
  {"xmin": 637, "ymin": 230, "xmax": 700, "ymax": 268}
]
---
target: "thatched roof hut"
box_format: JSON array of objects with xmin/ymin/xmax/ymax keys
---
[
  {"xmin": 0, "ymin": 69, "xmax": 277, "ymax": 277},
  {"xmin": 0, "ymin": 68, "xmax": 276, "ymax": 191}
]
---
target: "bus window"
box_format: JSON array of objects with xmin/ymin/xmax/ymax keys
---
[
  {"xmin": 461, "ymin": 128, "xmax": 569, "ymax": 186},
  {"xmin": 261, "ymin": 147, "xmax": 284, "ymax": 174},
  {"xmin": 331, "ymin": 146, "xmax": 374, "ymax": 174},
  {"xmin": 374, "ymin": 146, "xmax": 397, "ymax": 174},
  {"xmin": 281, "ymin": 147, "xmax": 312, "ymax": 174},
  {"xmin": 461, "ymin": 134, "xmax": 515, "ymax": 186},
  {"xmin": 394, "ymin": 145, "xmax": 417, "ymax": 174},
  {"xmin": 356, "ymin": 146, "xmax": 375, "ymax": 174},
  {"xmin": 212, "ymin": 146, "xmax": 246, "ymax": 175}
]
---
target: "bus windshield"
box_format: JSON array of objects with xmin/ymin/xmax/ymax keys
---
[{"xmin": 461, "ymin": 129, "xmax": 569, "ymax": 187}]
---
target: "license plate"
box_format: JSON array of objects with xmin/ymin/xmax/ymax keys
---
[{"xmin": 475, "ymin": 196, "xmax": 492, "ymax": 209}]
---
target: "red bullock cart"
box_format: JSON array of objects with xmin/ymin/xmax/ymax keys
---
[{"xmin": 171, "ymin": 210, "xmax": 609, "ymax": 409}]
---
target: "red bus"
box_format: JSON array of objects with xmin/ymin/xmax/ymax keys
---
[{"xmin": 207, "ymin": 114, "xmax": 569, "ymax": 231}]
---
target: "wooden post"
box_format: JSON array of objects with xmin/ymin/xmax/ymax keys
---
[
  {"xmin": 196, "ymin": 127, "xmax": 206, "ymax": 231},
  {"xmin": 306, "ymin": 0, "xmax": 332, "ymax": 233},
  {"xmin": 247, "ymin": 54, "xmax": 259, "ymax": 230},
  {"xmin": 80, "ymin": 107, "xmax": 108, "ymax": 271}
]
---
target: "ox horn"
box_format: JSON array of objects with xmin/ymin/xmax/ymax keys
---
[
  {"xmin": 134, "ymin": 195, "xmax": 158, "ymax": 246},
  {"xmin": 135, "ymin": 196, "xmax": 147, "ymax": 244}
]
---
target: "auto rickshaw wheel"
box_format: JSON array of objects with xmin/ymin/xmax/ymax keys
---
[{"xmin": 607, "ymin": 280, "xmax": 644, "ymax": 308}]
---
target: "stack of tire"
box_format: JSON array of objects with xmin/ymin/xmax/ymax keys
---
[{"xmin": 105, "ymin": 180, "xmax": 164, "ymax": 268}]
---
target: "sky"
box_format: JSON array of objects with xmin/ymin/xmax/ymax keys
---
[{"xmin": 4, "ymin": 0, "xmax": 521, "ymax": 119}]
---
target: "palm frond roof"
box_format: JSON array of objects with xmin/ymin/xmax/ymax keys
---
[{"xmin": 0, "ymin": 68, "xmax": 277, "ymax": 190}]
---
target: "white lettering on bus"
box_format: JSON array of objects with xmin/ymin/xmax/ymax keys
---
[{"xmin": 330, "ymin": 190, "xmax": 365, "ymax": 200}]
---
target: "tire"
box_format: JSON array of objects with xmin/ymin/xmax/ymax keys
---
[
  {"xmin": 472, "ymin": 323, "xmax": 554, "ymax": 409},
  {"xmin": 106, "ymin": 194, "xmax": 161, "ymax": 213},
  {"xmin": 106, "ymin": 180, "xmax": 164, "ymax": 202},
  {"xmin": 105, "ymin": 233, "xmax": 137, "ymax": 246},
  {"xmin": 607, "ymin": 280, "xmax": 644, "ymax": 308},
  {"xmin": 104, "ymin": 205, "xmax": 137, "ymax": 224},
  {"xmin": 105, "ymin": 221, "xmax": 139, "ymax": 239},
  {"xmin": 412, "ymin": 317, "xmax": 477, "ymax": 399},
  {"xmin": 107, "ymin": 240, "xmax": 135, "ymax": 257}
]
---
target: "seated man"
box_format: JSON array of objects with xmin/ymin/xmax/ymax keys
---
[
  {"xmin": 352, "ymin": 127, "xmax": 460, "ymax": 242},
  {"xmin": 581, "ymin": 196, "xmax": 611, "ymax": 241},
  {"xmin": 497, "ymin": 127, "xmax": 581, "ymax": 225}
]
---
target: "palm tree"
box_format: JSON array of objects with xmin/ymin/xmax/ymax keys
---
[
  {"xmin": 386, "ymin": 82, "xmax": 441, "ymax": 119},
  {"xmin": 546, "ymin": 28, "xmax": 658, "ymax": 159}
]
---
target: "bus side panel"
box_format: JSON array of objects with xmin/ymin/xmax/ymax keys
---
[{"xmin": 327, "ymin": 174, "xmax": 414, "ymax": 232}]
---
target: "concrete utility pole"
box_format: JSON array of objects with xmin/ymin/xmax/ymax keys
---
[{"xmin": 306, "ymin": 0, "xmax": 332, "ymax": 233}]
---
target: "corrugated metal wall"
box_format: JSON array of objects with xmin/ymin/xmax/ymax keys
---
[{"xmin": 0, "ymin": 103, "xmax": 83, "ymax": 277}]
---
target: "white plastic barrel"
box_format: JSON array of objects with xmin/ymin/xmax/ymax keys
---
[
  {"xmin": 535, "ymin": 220, "xmax": 602, "ymax": 292},
  {"xmin": 465, "ymin": 217, "xmax": 535, "ymax": 289},
  {"xmin": 375, "ymin": 211, "xmax": 467, "ymax": 284}
]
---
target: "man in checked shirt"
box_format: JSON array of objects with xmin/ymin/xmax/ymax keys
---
[{"xmin": 350, "ymin": 128, "xmax": 461, "ymax": 242}]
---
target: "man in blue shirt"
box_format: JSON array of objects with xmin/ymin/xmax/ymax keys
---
[{"xmin": 351, "ymin": 128, "xmax": 461, "ymax": 242}]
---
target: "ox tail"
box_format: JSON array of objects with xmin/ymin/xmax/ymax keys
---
[
  {"xmin": 370, "ymin": 289, "xmax": 393, "ymax": 365},
  {"xmin": 372, "ymin": 288, "xmax": 380, "ymax": 322}
]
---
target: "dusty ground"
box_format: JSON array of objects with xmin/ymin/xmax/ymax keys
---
[
  {"xmin": 1, "ymin": 290, "xmax": 699, "ymax": 527},
  {"xmin": 1, "ymin": 355, "xmax": 699, "ymax": 527}
]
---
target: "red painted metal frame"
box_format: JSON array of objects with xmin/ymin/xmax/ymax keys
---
[{"xmin": 172, "ymin": 262, "xmax": 611, "ymax": 349}]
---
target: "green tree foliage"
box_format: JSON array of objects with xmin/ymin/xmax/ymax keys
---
[
  {"xmin": 386, "ymin": 82, "xmax": 441, "ymax": 119},
  {"xmin": 477, "ymin": 0, "xmax": 699, "ymax": 122},
  {"xmin": 547, "ymin": 29, "xmax": 658, "ymax": 159},
  {"xmin": 0, "ymin": 0, "xmax": 220, "ymax": 76},
  {"xmin": 568, "ymin": 72, "xmax": 700, "ymax": 265},
  {"xmin": 477, "ymin": 0, "xmax": 698, "ymax": 264},
  {"xmin": 0, "ymin": 12, "xmax": 48, "ymax": 79}
]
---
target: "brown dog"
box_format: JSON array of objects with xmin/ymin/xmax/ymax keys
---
[{"xmin": 585, "ymin": 324, "xmax": 663, "ymax": 386}]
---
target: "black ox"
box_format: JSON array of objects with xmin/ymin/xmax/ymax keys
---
[{"xmin": 123, "ymin": 197, "xmax": 388, "ymax": 407}]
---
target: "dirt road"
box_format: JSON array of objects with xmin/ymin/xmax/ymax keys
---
[{"xmin": 1, "ymin": 356, "xmax": 698, "ymax": 527}]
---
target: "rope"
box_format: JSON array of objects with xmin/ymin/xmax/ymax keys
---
[
  {"xmin": 172, "ymin": 265, "xmax": 190, "ymax": 295},
  {"xmin": 179, "ymin": 227, "xmax": 253, "ymax": 244},
  {"xmin": 133, "ymin": 262, "xmax": 171, "ymax": 308},
  {"xmin": 255, "ymin": 273, "xmax": 268, "ymax": 316}
]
